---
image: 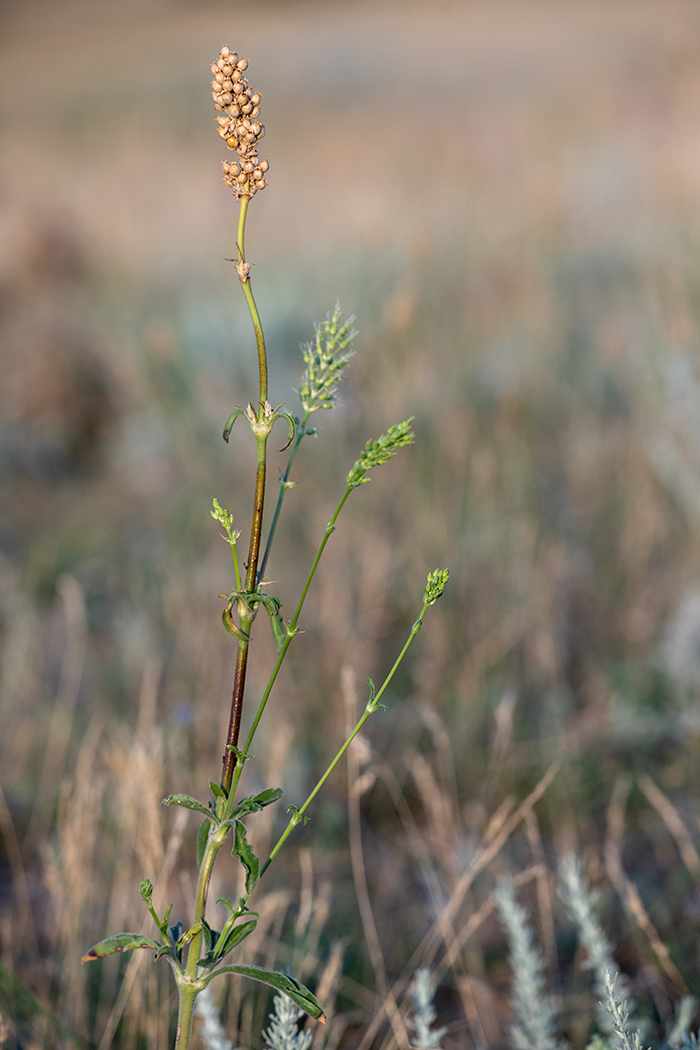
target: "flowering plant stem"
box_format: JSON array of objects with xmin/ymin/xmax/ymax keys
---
[
  {"xmin": 81, "ymin": 46, "xmax": 449, "ymax": 1050},
  {"xmin": 221, "ymin": 193, "xmax": 268, "ymax": 795}
]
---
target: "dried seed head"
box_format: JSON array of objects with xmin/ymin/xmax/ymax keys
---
[{"xmin": 212, "ymin": 45, "xmax": 268, "ymax": 199}]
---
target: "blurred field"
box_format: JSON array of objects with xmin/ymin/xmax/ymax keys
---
[{"xmin": 4, "ymin": 0, "xmax": 700, "ymax": 1046}]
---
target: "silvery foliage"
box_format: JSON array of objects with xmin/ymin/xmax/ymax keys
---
[
  {"xmin": 194, "ymin": 986, "xmax": 237, "ymax": 1050},
  {"xmin": 603, "ymin": 971, "xmax": 647, "ymax": 1050},
  {"xmin": 559, "ymin": 855, "xmax": 635, "ymax": 1043},
  {"xmin": 495, "ymin": 876, "xmax": 563, "ymax": 1050},
  {"xmin": 406, "ymin": 969, "xmax": 447, "ymax": 1049},
  {"xmin": 262, "ymin": 994, "xmax": 313, "ymax": 1050}
]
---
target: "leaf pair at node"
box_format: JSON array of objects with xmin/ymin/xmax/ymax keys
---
[{"xmin": 223, "ymin": 400, "xmax": 296, "ymax": 449}]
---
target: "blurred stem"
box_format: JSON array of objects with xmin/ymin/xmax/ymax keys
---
[
  {"xmin": 221, "ymin": 194, "xmax": 269, "ymax": 794},
  {"xmin": 258, "ymin": 409, "xmax": 311, "ymax": 584}
]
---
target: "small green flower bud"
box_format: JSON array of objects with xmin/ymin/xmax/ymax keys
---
[
  {"xmin": 347, "ymin": 418, "xmax": 414, "ymax": 488},
  {"xmin": 424, "ymin": 568, "xmax": 449, "ymax": 606},
  {"xmin": 139, "ymin": 878, "xmax": 153, "ymax": 903}
]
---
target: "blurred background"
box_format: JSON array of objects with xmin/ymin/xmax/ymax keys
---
[{"xmin": 4, "ymin": 0, "xmax": 700, "ymax": 1046}]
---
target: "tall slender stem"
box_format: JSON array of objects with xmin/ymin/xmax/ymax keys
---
[{"xmin": 221, "ymin": 194, "xmax": 270, "ymax": 793}]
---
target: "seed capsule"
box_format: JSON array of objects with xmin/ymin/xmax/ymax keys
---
[
  {"xmin": 237, "ymin": 58, "xmax": 248, "ymax": 71},
  {"xmin": 227, "ymin": 136, "xmax": 237, "ymax": 148}
]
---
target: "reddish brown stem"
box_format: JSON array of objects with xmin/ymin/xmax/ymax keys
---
[{"xmin": 221, "ymin": 450, "xmax": 267, "ymax": 794}]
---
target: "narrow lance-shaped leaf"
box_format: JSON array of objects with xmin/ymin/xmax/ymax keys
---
[
  {"xmin": 196, "ymin": 818, "xmax": 210, "ymax": 866},
  {"xmin": 202, "ymin": 964, "xmax": 326, "ymax": 1022},
  {"xmin": 82, "ymin": 933, "xmax": 160, "ymax": 964},
  {"xmin": 231, "ymin": 820, "xmax": 260, "ymax": 893},
  {"xmin": 162, "ymin": 794, "xmax": 214, "ymax": 820},
  {"xmin": 229, "ymin": 787, "xmax": 283, "ymax": 820},
  {"xmin": 200, "ymin": 919, "xmax": 258, "ymax": 967}
]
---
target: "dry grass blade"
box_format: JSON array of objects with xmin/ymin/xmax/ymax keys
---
[
  {"xmin": 524, "ymin": 810, "xmax": 557, "ymax": 972},
  {"xmin": 357, "ymin": 764, "xmax": 559, "ymax": 1050},
  {"xmin": 637, "ymin": 774, "xmax": 700, "ymax": 891},
  {"xmin": 343, "ymin": 667, "xmax": 412, "ymax": 1050},
  {"xmin": 605, "ymin": 776, "xmax": 688, "ymax": 995},
  {"xmin": 438, "ymin": 864, "xmax": 545, "ymax": 976},
  {"xmin": 424, "ymin": 760, "xmax": 560, "ymax": 964},
  {"xmin": 0, "ymin": 780, "xmax": 40, "ymax": 963}
]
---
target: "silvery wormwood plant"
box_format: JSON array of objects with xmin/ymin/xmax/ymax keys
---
[{"xmin": 81, "ymin": 45, "xmax": 449, "ymax": 1050}]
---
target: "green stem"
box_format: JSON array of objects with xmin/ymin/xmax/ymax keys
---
[
  {"xmin": 174, "ymin": 983, "xmax": 197, "ymax": 1050},
  {"xmin": 177, "ymin": 824, "xmax": 229, "ymax": 1050},
  {"xmin": 237, "ymin": 195, "xmax": 267, "ymax": 404},
  {"xmin": 260, "ymin": 602, "xmax": 430, "ymax": 876}
]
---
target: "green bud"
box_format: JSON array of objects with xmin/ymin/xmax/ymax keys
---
[
  {"xmin": 211, "ymin": 498, "xmax": 234, "ymax": 531},
  {"xmin": 299, "ymin": 303, "xmax": 356, "ymax": 414},
  {"xmin": 424, "ymin": 568, "xmax": 449, "ymax": 606},
  {"xmin": 347, "ymin": 418, "xmax": 414, "ymax": 488},
  {"xmin": 139, "ymin": 878, "xmax": 153, "ymax": 903}
]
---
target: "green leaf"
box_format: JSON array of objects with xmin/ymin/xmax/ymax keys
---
[
  {"xmin": 287, "ymin": 805, "xmax": 308, "ymax": 827},
  {"xmin": 81, "ymin": 933, "xmax": 160, "ymax": 964},
  {"xmin": 209, "ymin": 780, "xmax": 226, "ymax": 800},
  {"xmin": 222, "ymin": 406, "xmax": 246, "ymax": 443},
  {"xmin": 231, "ymin": 820, "xmax": 260, "ymax": 893},
  {"xmin": 162, "ymin": 795, "xmax": 214, "ymax": 820},
  {"xmin": 200, "ymin": 919, "xmax": 258, "ymax": 967},
  {"xmin": 175, "ymin": 923, "xmax": 200, "ymax": 951},
  {"xmin": 200, "ymin": 915, "xmax": 220, "ymax": 951},
  {"xmin": 269, "ymin": 610, "xmax": 287, "ymax": 651},
  {"xmin": 230, "ymin": 788, "xmax": 283, "ymax": 820},
  {"xmin": 202, "ymin": 964, "xmax": 325, "ymax": 1021},
  {"xmin": 218, "ymin": 919, "xmax": 257, "ymax": 957},
  {"xmin": 196, "ymin": 818, "xmax": 210, "ymax": 866}
]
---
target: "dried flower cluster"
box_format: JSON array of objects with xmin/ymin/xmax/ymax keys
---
[{"xmin": 211, "ymin": 46, "xmax": 269, "ymax": 198}]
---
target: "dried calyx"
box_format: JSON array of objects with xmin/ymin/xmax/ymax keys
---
[{"xmin": 211, "ymin": 45, "xmax": 269, "ymax": 198}]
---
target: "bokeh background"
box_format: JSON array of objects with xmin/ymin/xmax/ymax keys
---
[{"xmin": 4, "ymin": 0, "xmax": 700, "ymax": 1047}]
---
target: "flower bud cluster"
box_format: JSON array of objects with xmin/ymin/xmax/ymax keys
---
[
  {"xmin": 347, "ymin": 418, "xmax": 415, "ymax": 489},
  {"xmin": 299, "ymin": 305, "xmax": 356, "ymax": 414},
  {"xmin": 211, "ymin": 45, "xmax": 268, "ymax": 198}
]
